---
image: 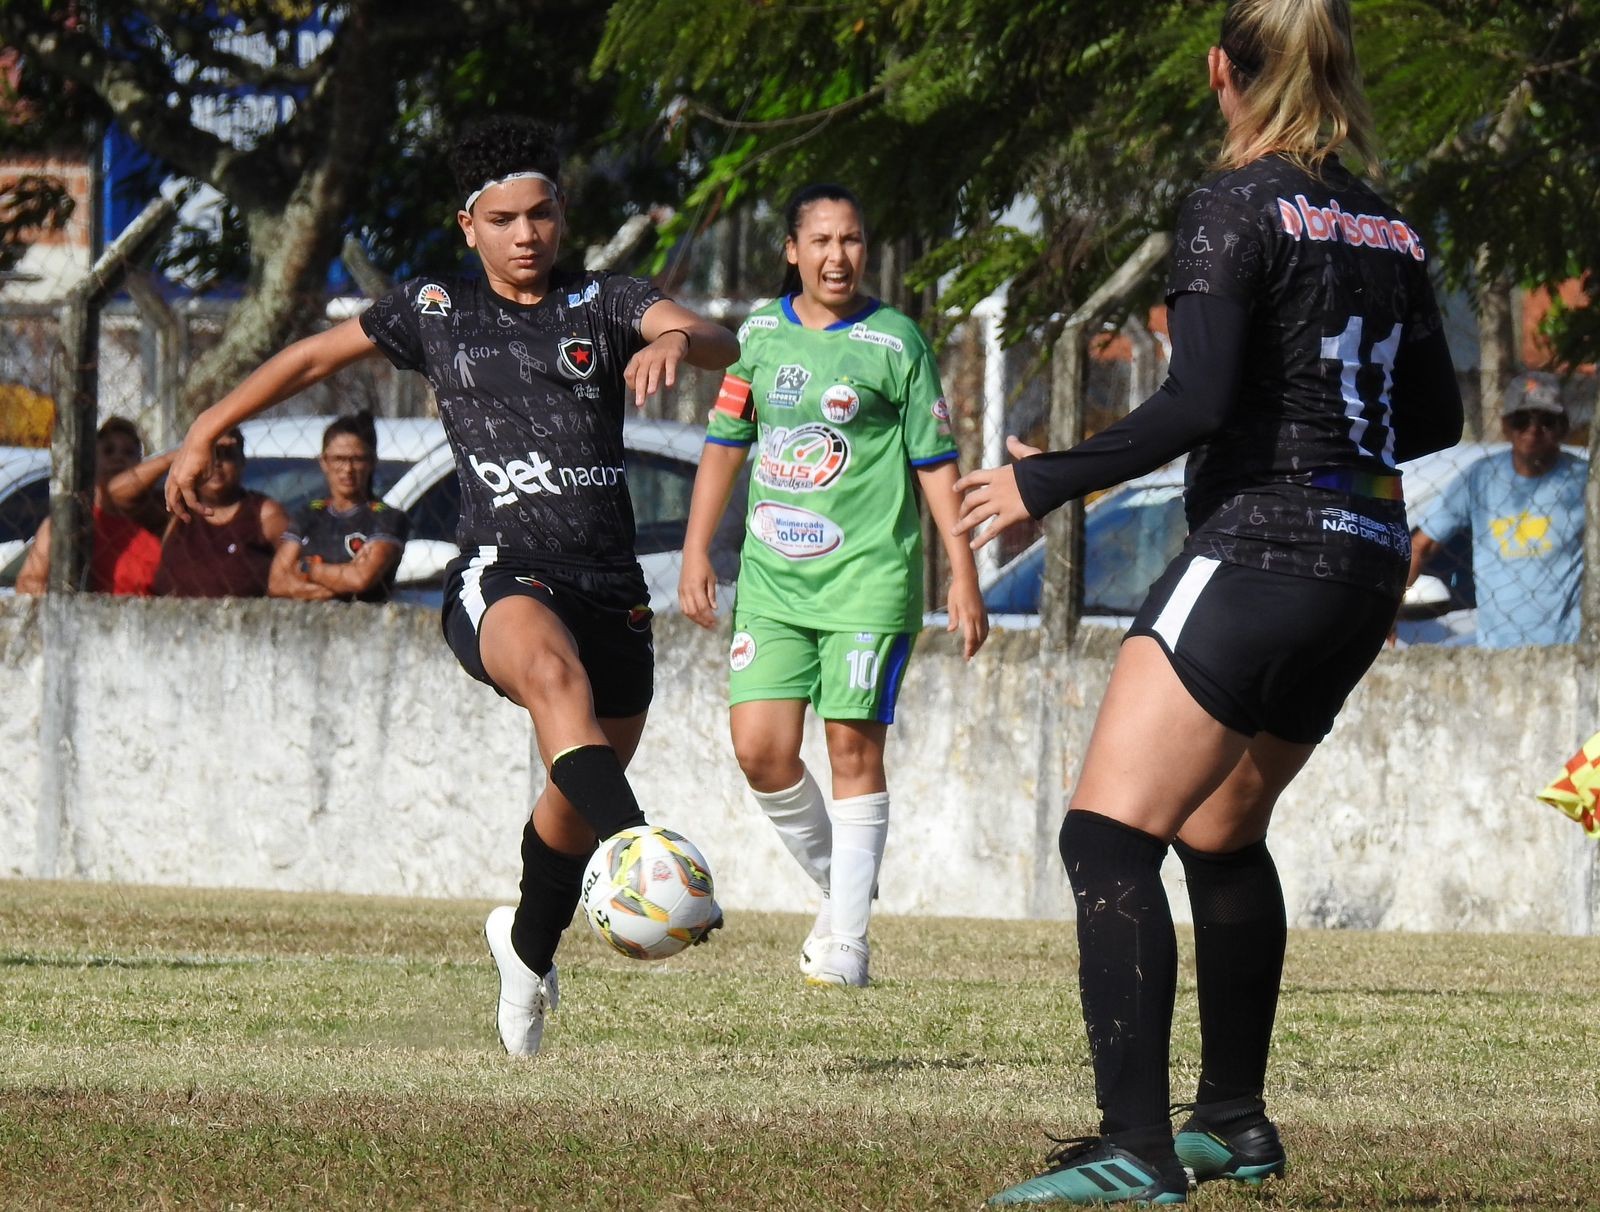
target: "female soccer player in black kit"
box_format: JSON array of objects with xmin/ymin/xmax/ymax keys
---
[
  {"xmin": 166, "ymin": 117, "xmax": 739, "ymax": 1059},
  {"xmin": 957, "ymin": 0, "xmax": 1462, "ymax": 1203}
]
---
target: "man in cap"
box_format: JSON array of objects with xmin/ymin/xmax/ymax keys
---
[{"xmin": 1408, "ymin": 371, "xmax": 1587, "ymax": 647}]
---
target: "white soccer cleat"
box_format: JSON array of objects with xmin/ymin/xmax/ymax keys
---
[
  {"xmin": 804, "ymin": 936, "xmax": 869, "ymax": 988},
  {"xmin": 798, "ymin": 896, "xmax": 832, "ymax": 977},
  {"xmin": 484, "ymin": 905, "xmax": 559, "ymax": 1056}
]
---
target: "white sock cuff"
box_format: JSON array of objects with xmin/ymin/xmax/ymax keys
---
[
  {"xmin": 750, "ymin": 766, "xmax": 822, "ymax": 810},
  {"xmin": 831, "ymin": 790, "xmax": 890, "ymax": 827}
]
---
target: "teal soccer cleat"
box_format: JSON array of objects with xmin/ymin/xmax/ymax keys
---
[
  {"xmin": 1172, "ymin": 1098, "xmax": 1286, "ymax": 1185},
  {"xmin": 986, "ymin": 1135, "xmax": 1187, "ymax": 1205}
]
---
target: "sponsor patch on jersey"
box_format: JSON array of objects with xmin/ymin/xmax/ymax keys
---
[
  {"xmin": 557, "ymin": 336, "xmax": 596, "ymax": 380},
  {"xmin": 1276, "ymin": 195, "xmax": 1426, "ymax": 261},
  {"xmin": 416, "ymin": 282, "xmax": 452, "ymax": 316},
  {"xmin": 756, "ymin": 423, "xmax": 850, "ymax": 493},
  {"xmin": 343, "ymin": 533, "xmax": 367, "ymax": 559},
  {"xmin": 715, "ymin": 373, "xmax": 755, "ymax": 421},
  {"xmin": 729, "ymin": 630, "xmax": 757, "ymax": 670},
  {"xmin": 932, "ymin": 395, "xmax": 951, "ymax": 435},
  {"xmin": 751, "ymin": 502, "xmax": 844, "ymax": 560},
  {"xmin": 848, "ymin": 322, "xmax": 903, "ymax": 353},
  {"xmin": 767, "ymin": 363, "xmax": 811, "ymax": 409},
  {"xmin": 567, "ymin": 281, "xmax": 600, "ymax": 308},
  {"xmin": 737, "ymin": 315, "xmax": 780, "ymax": 342},
  {"xmin": 855, "ymin": 632, "xmax": 875, "ymax": 644},
  {"xmin": 820, "ymin": 383, "xmax": 859, "ymax": 424}
]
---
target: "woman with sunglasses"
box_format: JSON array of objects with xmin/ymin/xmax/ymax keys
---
[
  {"xmin": 957, "ymin": 0, "xmax": 1462, "ymax": 1203},
  {"xmin": 152, "ymin": 426, "xmax": 288, "ymax": 598},
  {"xmin": 269, "ymin": 410, "xmax": 409, "ymax": 603}
]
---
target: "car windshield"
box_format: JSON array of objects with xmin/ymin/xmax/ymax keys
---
[
  {"xmin": 243, "ymin": 458, "xmax": 411, "ymax": 518},
  {"xmin": 1082, "ymin": 487, "xmax": 1188, "ymax": 614},
  {"xmin": 982, "ymin": 484, "xmax": 1188, "ymax": 617}
]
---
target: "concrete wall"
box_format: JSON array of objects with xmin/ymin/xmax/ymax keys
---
[{"xmin": 3, "ymin": 595, "xmax": 1597, "ymax": 934}]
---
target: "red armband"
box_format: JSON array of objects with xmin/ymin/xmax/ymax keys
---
[{"xmin": 714, "ymin": 373, "xmax": 755, "ymax": 422}]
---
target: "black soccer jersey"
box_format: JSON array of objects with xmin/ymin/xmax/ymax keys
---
[
  {"xmin": 283, "ymin": 498, "xmax": 410, "ymax": 603},
  {"xmin": 1165, "ymin": 154, "xmax": 1446, "ymax": 592},
  {"xmin": 360, "ymin": 270, "xmax": 662, "ymax": 565}
]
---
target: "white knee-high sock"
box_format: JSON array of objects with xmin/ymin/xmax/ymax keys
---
[
  {"xmin": 749, "ymin": 767, "xmax": 832, "ymax": 893},
  {"xmin": 829, "ymin": 791, "xmax": 890, "ymax": 943}
]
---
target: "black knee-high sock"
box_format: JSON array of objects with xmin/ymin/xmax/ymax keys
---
[
  {"xmin": 1174, "ymin": 837, "xmax": 1286, "ymax": 1106},
  {"xmin": 549, "ymin": 745, "xmax": 648, "ymax": 839},
  {"xmin": 1059, "ymin": 810, "xmax": 1177, "ymax": 1138},
  {"xmin": 511, "ymin": 821, "xmax": 588, "ymax": 976}
]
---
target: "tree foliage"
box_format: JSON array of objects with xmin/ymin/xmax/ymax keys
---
[
  {"xmin": 601, "ymin": 0, "xmax": 1600, "ymax": 365},
  {"xmin": 0, "ymin": 0, "xmax": 679, "ymax": 418}
]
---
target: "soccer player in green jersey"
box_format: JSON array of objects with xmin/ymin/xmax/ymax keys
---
[{"xmin": 679, "ymin": 183, "xmax": 988, "ymax": 987}]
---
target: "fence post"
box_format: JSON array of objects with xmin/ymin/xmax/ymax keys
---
[
  {"xmin": 1038, "ymin": 232, "xmax": 1175, "ymax": 651},
  {"xmin": 46, "ymin": 195, "xmax": 176, "ymax": 592},
  {"xmin": 1584, "ymin": 406, "xmax": 1600, "ymax": 649}
]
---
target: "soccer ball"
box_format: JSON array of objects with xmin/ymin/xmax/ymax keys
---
[{"xmin": 580, "ymin": 826, "xmax": 718, "ymax": 960}]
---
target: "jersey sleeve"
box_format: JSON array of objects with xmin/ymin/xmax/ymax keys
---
[
  {"xmin": 369, "ymin": 503, "xmax": 410, "ymax": 546},
  {"xmin": 1165, "ymin": 186, "xmax": 1268, "ymax": 305},
  {"xmin": 898, "ymin": 329, "xmax": 957, "ymax": 466},
  {"xmin": 359, "ymin": 280, "xmax": 429, "ymax": 372},
  {"xmin": 706, "ymin": 345, "xmax": 758, "ymax": 447},
  {"xmin": 599, "ymin": 272, "xmax": 665, "ymax": 360}
]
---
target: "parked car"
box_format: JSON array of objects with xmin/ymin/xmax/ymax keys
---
[
  {"xmin": 382, "ymin": 416, "xmax": 747, "ymax": 611},
  {"xmin": 930, "ymin": 443, "xmax": 1570, "ymax": 646},
  {"xmin": 0, "ymin": 446, "xmax": 51, "ymax": 583}
]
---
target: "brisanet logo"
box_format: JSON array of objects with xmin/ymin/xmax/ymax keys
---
[
  {"xmin": 751, "ymin": 501, "xmax": 843, "ymax": 559},
  {"xmin": 470, "ymin": 451, "xmax": 624, "ymax": 508},
  {"xmin": 1276, "ymin": 194, "xmax": 1426, "ymax": 261}
]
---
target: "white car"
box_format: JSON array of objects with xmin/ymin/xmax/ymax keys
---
[
  {"xmin": 933, "ymin": 443, "xmax": 1576, "ymax": 646},
  {"xmin": 0, "ymin": 446, "xmax": 51, "ymax": 590},
  {"xmin": 380, "ymin": 416, "xmax": 746, "ymax": 611}
]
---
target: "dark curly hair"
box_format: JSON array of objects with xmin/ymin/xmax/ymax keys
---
[{"xmin": 450, "ymin": 117, "xmax": 562, "ymax": 205}]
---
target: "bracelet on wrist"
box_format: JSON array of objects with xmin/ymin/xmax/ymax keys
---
[{"xmin": 658, "ymin": 327, "xmax": 692, "ymax": 351}]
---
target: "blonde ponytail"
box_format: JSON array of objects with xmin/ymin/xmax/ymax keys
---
[{"xmin": 1216, "ymin": 0, "xmax": 1378, "ymax": 177}]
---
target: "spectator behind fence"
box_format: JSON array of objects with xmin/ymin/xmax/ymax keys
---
[
  {"xmin": 151, "ymin": 426, "xmax": 288, "ymax": 598},
  {"xmin": 268, "ymin": 410, "xmax": 409, "ymax": 603},
  {"xmin": 1409, "ymin": 371, "xmax": 1587, "ymax": 647},
  {"xmin": 15, "ymin": 417, "xmax": 164, "ymax": 596}
]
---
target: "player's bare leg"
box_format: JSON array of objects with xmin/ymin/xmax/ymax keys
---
[{"xmin": 479, "ymin": 595, "xmax": 648, "ymax": 1056}]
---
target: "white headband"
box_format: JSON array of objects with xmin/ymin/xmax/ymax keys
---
[{"xmin": 463, "ymin": 171, "xmax": 561, "ymax": 213}]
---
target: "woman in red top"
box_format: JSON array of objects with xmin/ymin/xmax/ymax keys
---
[{"xmin": 15, "ymin": 417, "xmax": 164, "ymax": 596}]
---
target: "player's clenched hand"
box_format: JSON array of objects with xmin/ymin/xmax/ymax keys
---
[
  {"xmin": 953, "ymin": 436, "xmax": 1042, "ymax": 551},
  {"xmin": 623, "ymin": 331, "xmax": 691, "ymax": 409},
  {"xmin": 164, "ymin": 429, "xmax": 217, "ymax": 522},
  {"xmin": 677, "ymin": 548, "xmax": 720, "ymax": 629}
]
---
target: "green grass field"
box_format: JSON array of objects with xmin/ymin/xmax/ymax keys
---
[{"xmin": 2, "ymin": 879, "xmax": 1598, "ymax": 1210}]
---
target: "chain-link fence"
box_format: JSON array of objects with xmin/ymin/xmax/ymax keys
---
[{"xmin": 5, "ymin": 277, "xmax": 1595, "ymax": 648}]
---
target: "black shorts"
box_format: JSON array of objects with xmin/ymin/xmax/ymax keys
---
[
  {"xmin": 440, "ymin": 547, "xmax": 655, "ymax": 719},
  {"xmin": 1126, "ymin": 553, "xmax": 1398, "ymax": 744}
]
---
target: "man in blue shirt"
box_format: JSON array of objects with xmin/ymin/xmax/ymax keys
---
[{"xmin": 1410, "ymin": 372, "xmax": 1587, "ymax": 648}]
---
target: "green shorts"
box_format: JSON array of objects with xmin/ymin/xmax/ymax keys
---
[{"xmin": 727, "ymin": 613, "xmax": 916, "ymax": 723}]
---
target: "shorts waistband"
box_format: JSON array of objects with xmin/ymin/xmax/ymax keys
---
[{"xmin": 1305, "ymin": 468, "xmax": 1404, "ymax": 502}]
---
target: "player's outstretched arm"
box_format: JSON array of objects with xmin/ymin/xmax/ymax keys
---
[
  {"xmin": 625, "ymin": 301, "xmax": 740, "ymax": 409},
  {"xmin": 678, "ymin": 441, "xmax": 748, "ymax": 629},
  {"xmin": 953, "ymin": 435, "xmax": 1042, "ymax": 551},
  {"xmin": 917, "ymin": 460, "xmax": 990, "ymax": 659},
  {"xmin": 167, "ymin": 318, "xmax": 381, "ymax": 521}
]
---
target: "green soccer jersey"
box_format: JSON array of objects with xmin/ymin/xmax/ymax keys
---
[{"xmin": 706, "ymin": 296, "xmax": 957, "ymax": 631}]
